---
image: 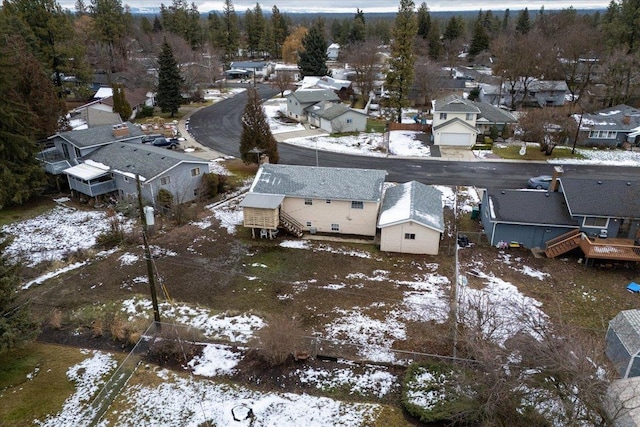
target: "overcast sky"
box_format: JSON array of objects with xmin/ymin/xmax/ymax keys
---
[{"xmin": 62, "ymin": 0, "xmax": 611, "ymax": 13}]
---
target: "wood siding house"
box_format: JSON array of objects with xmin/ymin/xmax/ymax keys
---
[
  {"xmin": 432, "ymin": 95, "xmax": 480, "ymax": 147},
  {"xmin": 242, "ymin": 164, "xmax": 388, "ymax": 237},
  {"xmin": 286, "ymin": 89, "xmax": 340, "ymax": 122},
  {"xmin": 378, "ymin": 181, "xmax": 444, "ymax": 255},
  {"xmin": 576, "ymin": 104, "xmax": 640, "ymax": 148},
  {"xmin": 307, "ymin": 101, "xmax": 368, "ymax": 133}
]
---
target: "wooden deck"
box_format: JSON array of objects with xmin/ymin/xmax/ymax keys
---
[{"xmin": 579, "ymin": 237, "xmax": 640, "ymax": 262}]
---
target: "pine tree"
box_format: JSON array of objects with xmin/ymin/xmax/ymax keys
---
[
  {"xmin": 416, "ymin": 2, "xmax": 431, "ymax": 39},
  {"xmin": 443, "ymin": 15, "xmax": 464, "ymax": 41},
  {"xmin": 386, "ymin": 0, "xmax": 417, "ymax": 123},
  {"xmin": 469, "ymin": 18, "xmax": 490, "ymax": 57},
  {"xmin": 348, "ymin": 9, "xmax": 366, "ymax": 44},
  {"xmin": 156, "ymin": 40, "xmax": 183, "ymax": 117},
  {"xmin": 0, "ymin": 244, "xmax": 39, "ymax": 354},
  {"xmin": 502, "ymin": 9, "xmax": 510, "ymax": 32},
  {"xmin": 516, "ymin": 7, "xmax": 531, "ymax": 34},
  {"xmin": 239, "ymin": 87, "xmax": 279, "ymax": 164},
  {"xmin": 221, "ymin": 0, "xmax": 240, "ymax": 64},
  {"xmin": 427, "ymin": 19, "xmax": 442, "ymax": 60},
  {"xmin": 298, "ymin": 20, "xmax": 329, "ymax": 77},
  {"xmin": 270, "ymin": 5, "xmax": 289, "ymax": 59},
  {"xmin": 112, "ymin": 84, "xmax": 131, "ymax": 121}
]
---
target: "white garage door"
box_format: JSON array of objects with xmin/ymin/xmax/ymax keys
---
[{"xmin": 440, "ymin": 132, "xmax": 469, "ymax": 146}]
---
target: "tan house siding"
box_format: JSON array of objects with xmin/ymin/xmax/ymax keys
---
[
  {"xmin": 282, "ymin": 197, "xmax": 379, "ymax": 236},
  {"xmin": 380, "ymin": 222, "xmax": 441, "ymax": 255},
  {"xmin": 243, "ymin": 207, "xmax": 279, "ymax": 230}
]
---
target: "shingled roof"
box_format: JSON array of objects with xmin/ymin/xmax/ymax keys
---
[
  {"xmin": 560, "ymin": 178, "xmax": 640, "ymax": 218},
  {"xmin": 378, "ymin": 181, "xmax": 444, "ymax": 232},
  {"xmin": 83, "ymin": 143, "xmax": 210, "ymax": 182},
  {"xmin": 250, "ymin": 164, "xmax": 387, "ymax": 202},
  {"xmin": 434, "ymin": 94, "xmax": 480, "ymax": 114},
  {"xmin": 290, "ymin": 88, "xmax": 340, "ymax": 104},
  {"xmin": 54, "ymin": 122, "xmax": 143, "ymax": 148},
  {"xmin": 485, "ymin": 189, "xmax": 578, "ymax": 226}
]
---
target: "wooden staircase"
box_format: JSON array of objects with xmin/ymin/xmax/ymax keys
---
[
  {"xmin": 545, "ymin": 229, "xmax": 582, "ymax": 258},
  {"xmin": 279, "ymin": 211, "xmax": 304, "ymax": 237}
]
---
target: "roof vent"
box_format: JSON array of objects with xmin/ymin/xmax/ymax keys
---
[
  {"xmin": 501, "ymin": 190, "xmax": 506, "ymax": 194},
  {"xmin": 627, "ymin": 182, "xmax": 632, "ymax": 186},
  {"xmin": 545, "ymin": 193, "xmax": 550, "ymax": 197},
  {"xmin": 597, "ymin": 181, "xmax": 602, "ymax": 184}
]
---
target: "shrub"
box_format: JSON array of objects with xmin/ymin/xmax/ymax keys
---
[
  {"xmin": 92, "ymin": 319, "xmax": 104, "ymax": 338},
  {"xmin": 201, "ymin": 173, "xmax": 220, "ymax": 199},
  {"xmin": 157, "ymin": 188, "xmax": 173, "ymax": 209},
  {"xmin": 146, "ymin": 326, "xmax": 204, "ymax": 366},
  {"xmin": 138, "ymin": 105, "xmax": 155, "ymax": 118},
  {"xmin": 252, "ymin": 313, "xmax": 308, "ymax": 367},
  {"xmin": 49, "ymin": 309, "xmax": 63, "ymax": 330}
]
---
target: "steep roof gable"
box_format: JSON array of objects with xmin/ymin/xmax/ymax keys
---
[
  {"xmin": 250, "ymin": 164, "xmax": 387, "ymax": 202},
  {"xmin": 434, "ymin": 94, "xmax": 481, "ymax": 114},
  {"xmin": 378, "ymin": 181, "xmax": 444, "ymax": 232}
]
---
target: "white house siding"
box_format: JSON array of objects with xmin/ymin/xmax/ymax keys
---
[
  {"xmin": 282, "ymin": 197, "xmax": 379, "ymax": 236},
  {"xmin": 380, "ymin": 222, "xmax": 440, "ymax": 255},
  {"xmin": 433, "ymin": 121, "xmax": 477, "ymax": 147},
  {"xmin": 432, "ymin": 111, "xmax": 475, "ymax": 128},
  {"xmin": 322, "ymin": 111, "xmax": 367, "ymax": 133}
]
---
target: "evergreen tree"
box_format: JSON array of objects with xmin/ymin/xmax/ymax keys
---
[
  {"xmin": 140, "ymin": 16, "xmax": 152, "ymax": 34},
  {"xmin": 245, "ymin": 3, "xmax": 265, "ymax": 58},
  {"xmin": 416, "ymin": 2, "xmax": 431, "ymax": 39},
  {"xmin": 348, "ymin": 9, "xmax": 366, "ymax": 44},
  {"xmin": 153, "ymin": 15, "xmax": 163, "ymax": 32},
  {"xmin": 220, "ymin": 0, "xmax": 240, "ymax": 64},
  {"xmin": 298, "ymin": 20, "xmax": 329, "ymax": 77},
  {"xmin": 0, "ymin": 243, "xmax": 39, "ymax": 354},
  {"xmin": 427, "ymin": 18, "xmax": 442, "ymax": 60},
  {"xmin": 270, "ymin": 5, "xmax": 289, "ymax": 59},
  {"xmin": 516, "ymin": 7, "xmax": 531, "ymax": 34},
  {"xmin": 239, "ymin": 87, "xmax": 279, "ymax": 164},
  {"xmin": 386, "ymin": 0, "xmax": 417, "ymax": 123},
  {"xmin": 90, "ymin": 0, "xmax": 129, "ymax": 74},
  {"xmin": 156, "ymin": 40, "xmax": 183, "ymax": 117},
  {"xmin": 502, "ymin": 9, "xmax": 510, "ymax": 32},
  {"xmin": 112, "ymin": 83, "xmax": 131, "ymax": 121},
  {"xmin": 160, "ymin": 0, "xmax": 203, "ymax": 50},
  {"xmin": 443, "ymin": 15, "xmax": 464, "ymax": 41},
  {"xmin": 469, "ymin": 17, "xmax": 490, "ymax": 57}
]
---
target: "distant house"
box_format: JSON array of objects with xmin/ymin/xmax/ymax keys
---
[
  {"xmin": 502, "ymin": 79, "xmax": 568, "ymax": 107},
  {"xmin": 306, "ymin": 101, "xmax": 368, "ymax": 133},
  {"xmin": 576, "ymin": 104, "xmax": 640, "ymax": 148},
  {"xmin": 432, "ymin": 95, "xmax": 480, "ymax": 147},
  {"xmin": 272, "ymin": 63, "xmax": 301, "ymax": 82},
  {"xmin": 378, "ymin": 181, "xmax": 444, "ymax": 255},
  {"xmin": 229, "ymin": 61, "xmax": 268, "ymax": 80},
  {"xmin": 606, "ymin": 310, "xmax": 640, "ymax": 379},
  {"xmin": 241, "ymin": 164, "xmax": 388, "ymax": 237},
  {"xmin": 327, "ymin": 43, "xmax": 340, "ymax": 61},
  {"xmin": 298, "ymin": 75, "xmax": 354, "ymax": 101},
  {"xmin": 286, "ymin": 88, "xmax": 340, "ymax": 122}
]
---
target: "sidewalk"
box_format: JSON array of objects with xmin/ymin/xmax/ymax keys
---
[{"xmin": 176, "ymin": 109, "xmax": 226, "ymax": 162}]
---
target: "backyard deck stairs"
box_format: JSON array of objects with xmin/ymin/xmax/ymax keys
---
[
  {"xmin": 279, "ymin": 211, "xmax": 304, "ymax": 237},
  {"xmin": 545, "ymin": 229, "xmax": 582, "ymax": 258}
]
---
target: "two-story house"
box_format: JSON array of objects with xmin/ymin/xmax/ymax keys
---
[
  {"xmin": 432, "ymin": 95, "xmax": 480, "ymax": 147},
  {"xmin": 286, "ymin": 88, "xmax": 340, "ymax": 122}
]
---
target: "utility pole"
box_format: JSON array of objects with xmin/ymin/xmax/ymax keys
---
[{"xmin": 136, "ymin": 174, "xmax": 161, "ymax": 327}]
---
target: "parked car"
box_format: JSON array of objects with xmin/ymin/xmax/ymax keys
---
[
  {"xmin": 527, "ymin": 175, "xmax": 553, "ymax": 190},
  {"xmin": 141, "ymin": 133, "xmax": 163, "ymax": 144},
  {"xmin": 150, "ymin": 137, "xmax": 180, "ymax": 149}
]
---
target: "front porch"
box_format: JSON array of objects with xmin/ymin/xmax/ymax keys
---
[
  {"xmin": 64, "ymin": 163, "xmax": 117, "ymax": 197},
  {"xmin": 36, "ymin": 148, "xmax": 73, "ymax": 175}
]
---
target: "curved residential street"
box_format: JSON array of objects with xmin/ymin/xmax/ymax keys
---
[{"xmin": 187, "ymin": 84, "xmax": 640, "ymax": 189}]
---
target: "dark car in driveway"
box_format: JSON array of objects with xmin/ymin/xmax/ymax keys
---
[
  {"xmin": 527, "ymin": 175, "xmax": 553, "ymax": 190},
  {"xmin": 143, "ymin": 136, "xmax": 180, "ymax": 149}
]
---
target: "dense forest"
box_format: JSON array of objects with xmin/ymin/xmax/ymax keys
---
[{"xmin": 0, "ymin": 0, "xmax": 638, "ymax": 208}]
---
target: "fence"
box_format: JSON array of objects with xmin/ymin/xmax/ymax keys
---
[{"xmin": 388, "ymin": 122, "xmax": 432, "ymax": 132}]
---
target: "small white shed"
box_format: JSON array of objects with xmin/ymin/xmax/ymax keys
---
[{"xmin": 378, "ymin": 181, "xmax": 444, "ymax": 255}]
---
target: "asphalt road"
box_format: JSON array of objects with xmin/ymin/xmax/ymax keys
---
[{"xmin": 189, "ymin": 84, "xmax": 640, "ymax": 189}]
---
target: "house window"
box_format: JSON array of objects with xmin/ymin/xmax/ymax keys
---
[
  {"xmin": 160, "ymin": 176, "xmax": 171, "ymax": 185},
  {"xmin": 351, "ymin": 201, "xmax": 364, "ymax": 209},
  {"xmin": 583, "ymin": 217, "xmax": 608, "ymax": 228},
  {"xmin": 331, "ymin": 223, "xmax": 339, "ymax": 231},
  {"xmin": 404, "ymin": 233, "xmax": 416, "ymax": 240},
  {"xmin": 326, "ymin": 199, "xmax": 331, "ymax": 204},
  {"xmin": 439, "ymin": 113, "xmax": 448, "ymax": 120},
  {"xmin": 305, "ymin": 198, "xmax": 313, "ymax": 205},
  {"xmin": 123, "ymin": 176, "xmax": 129, "ymax": 182},
  {"xmin": 346, "ymin": 118, "xmax": 353, "ymax": 124},
  {"xmin": 306, "ymin": 221, "xmax": 312, "ymax": 227},
  {"xmin": 191, "ymin": 167, "xmax": 200, "ymax": 177},
  {"xmin": 466, "ymin": 113, "xmax": 474, "ymax": 120},
  {"xmin": 74, "ymin": 147, "xmax": 81, "ymax": 158},
  {"xmin": 193, "ymin": 188, "xmax": 199, "ymax": 196},
  {"xmin": 589, "ymin": 130, "xmax": 617, "ymax": 139}
]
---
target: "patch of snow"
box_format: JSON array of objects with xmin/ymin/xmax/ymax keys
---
[{"xmin": 187, "ymin": 344, "xmax": 241, "ymax": 376}]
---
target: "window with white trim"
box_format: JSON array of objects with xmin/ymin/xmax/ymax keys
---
[
  {"xmin": 351, "ymin": 201, "xmax": 364, "ymax": 209},
  {"xmin": 439, "ymin": 113, "xmax": 447, "ymax": 120},
  {"xmin": 404, "ymin": 233, "xmax": 416, "ymax": 240},
  {"xmin": 160, "ymin": 176, "xmax": 171, "ymax": 185},
  {"xmin": 588, "ymin": 130, "xmax": 617, "ymax": 139},
  {"xmin": 305, "ymin": 198, "xmax": 312, "ymax": 205},
  {"xmin": 326, "ymin": 199, "xmax": 331, "ymax": 204},
  {"xmin": 583, "ymin": 217, "xmax": 608, "ymax": 228},
  {"xmin": 346, "ymin": 118, "xmax": 353, "ymax": 124},
  {"xmin": 331, "ymin": 223, "xmax": 339, "ymax": 231},
  {"xmin": 466, "ymin": 113, "xmax": 474, "ymax": 120},
  {"xmin": 191, "ymin": 167, "xmax": 200, "ymax": 176},
  {"xmin": 306, "ymin": 221, "xmax": 312, "ymax": 227}
]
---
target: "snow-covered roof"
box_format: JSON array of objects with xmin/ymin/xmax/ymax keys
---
[
  {"xmin": 62, "ymin": 162, "xmax": 110, "ymax": 180},
  {"xmin": 94, "ymin": 87, "xmax": 113, "ymax": 99},
  {"xmin": 239, "ymin": 193, "xmax": 285, "ymax": 209},
  {"xmin": 378, "ymin": 181, "xmax": 444, "ymax": 232}
]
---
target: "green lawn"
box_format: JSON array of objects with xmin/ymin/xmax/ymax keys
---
[{"xmin": 492, "ymin": 144, "xmax": 585, "ymax": 161}]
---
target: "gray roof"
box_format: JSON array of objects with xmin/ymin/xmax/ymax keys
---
[
  {"xmin": 83, "ymin": 143, "xmax": 210, "ymax": 182},
  {"xmin": 560, "ymin": 178, "xmax": 640, "ymax": 218},
  {"xmin": 473, "ymin": 102, "xmax": 517, "ymax": 124},
  {"xmin": 250, "ymin": 164, "xmax": 388, "ymax": 202},
  {"xmin": 309, "ymin": 102, "xmax": 364, "ymax": 121},
  {"xmin": 580, "ymin": 104, "xmax": 640, "ymax": 132},
  {"xmin": 486, "ymin": 189, "xmax": 578, "ymax": 226},
  {"xmin": 610, "ymin": 310, "xmax": 640, "ymax": 356},
  {"xmin": 229, "ymin": 61, "xmax": 266, "ymax": 69},
  {"xmin": 510, "ymin": 79, "xmax": 569, "ymax": 92},
  {"xmin": 55, "ymin": 122, "xmax": 144, "ymax": 148},
  {"xmin": 378, "ymin": 181, "xmax": 444, "ymax": 232},
  {"xmin": 290, "ymin": 89, "xmax": 340, "ymax": 104},
  {"xmin": 432, "ymin": 117, "xmax": 478, "ymax": 132},
  {"xmin": 434, "ymin": 95, "xmax": 481, "ymax": 113},
  {"xmin": 239, "ymin": 193, "xmax": 285, "ymax": 209}
]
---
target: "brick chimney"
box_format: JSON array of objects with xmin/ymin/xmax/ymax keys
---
[
  {"xmin": 112, "ymin": 123, "xmax": 129, "ymax": 138},
  {"xmin": 549, "ymin": 165, "xmax": 564, "ymax": 192}
]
